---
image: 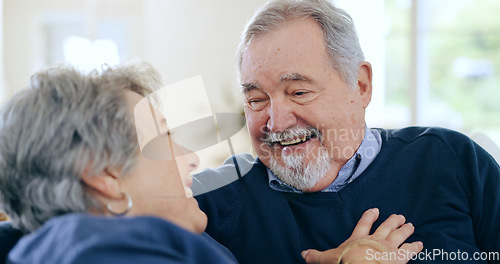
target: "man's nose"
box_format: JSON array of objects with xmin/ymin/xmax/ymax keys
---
[{"xmin": 266, "ymin": 99, "xmax": 297, "ymax": 133}]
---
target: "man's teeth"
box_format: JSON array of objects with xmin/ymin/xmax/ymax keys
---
[{"xmin": 280, "ymin": 136, "xmax": 308, "ymax": 146}]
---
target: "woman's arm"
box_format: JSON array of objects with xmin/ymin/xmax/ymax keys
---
[{"xmin": 302, "ymin": 208, "xmax": 423, "ymax": 264}]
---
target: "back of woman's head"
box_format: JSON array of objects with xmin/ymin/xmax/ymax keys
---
[{"xmin": 0, "ymin": 61, "xmax": 161, "ymax": 232}]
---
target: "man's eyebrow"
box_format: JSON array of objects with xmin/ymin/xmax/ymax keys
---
[
  {"xmin": 241, "ymin": 73, "xmax": 310, "ymax": 93},
  {"xmin": 241, "ymin": 83, "xmax": 261, "ymax": 94},
  {"xmin": 280, "ymin": 73, "xmax": 311, "ymax": 82}
]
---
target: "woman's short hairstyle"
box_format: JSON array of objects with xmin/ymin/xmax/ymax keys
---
[
  {"xmin": 0, "ymin": 60, "xmax": 163, "ymax": 232},
  {"xmin": 236, "ymin": 0, "xmax": 365, "ymax": 89}
]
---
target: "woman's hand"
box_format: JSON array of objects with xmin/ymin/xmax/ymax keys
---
[{"xmin": 301, "ymin": 208, "xmax": 423, "ymax": 264}]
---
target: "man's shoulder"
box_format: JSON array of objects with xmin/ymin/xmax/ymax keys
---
[
  {"xmin": 377, "ymin": 126, "xmax": 499, "ymax": 168},
  {"xmin": 201, "ymin": 153, "xmax": 258, "ymax": 178},
  {"xmin": 193, "ymin": 153, "xmax": 264, "ymax": 196},
  {"xmin": 377, "ymin": 126, "xmax": 471, "ymax": 146}
]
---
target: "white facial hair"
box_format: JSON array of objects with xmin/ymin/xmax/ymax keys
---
[{"xmin": 269, "ymin": 145, "xmax": 331, "ymax": 191}]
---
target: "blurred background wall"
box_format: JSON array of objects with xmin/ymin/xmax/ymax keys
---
[{"xmin": 1, "ymin": 0, "xmax": 499, "ymax": 169}]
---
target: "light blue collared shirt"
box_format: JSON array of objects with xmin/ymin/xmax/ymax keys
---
[{"xmin": 268, "ymin": 128, "xmax": 382, "ymax": 193}]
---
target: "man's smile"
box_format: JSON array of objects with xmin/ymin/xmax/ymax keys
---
[{"xmin": 276, "ymin": 132, "xmax": 315, "ymax": 147}]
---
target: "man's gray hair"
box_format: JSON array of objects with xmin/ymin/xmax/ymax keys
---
[
  {"xmin": 237, "ymin": 0, "xmax": 365, "ymax": 89},
  {"xmin": 0, "ymin": 60, "xmax": 163, "ymax": 232}
]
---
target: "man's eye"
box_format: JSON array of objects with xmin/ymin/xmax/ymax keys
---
[
  {"xmin": 293, "ymin": 91, "xmax": 309, "ymax": 96},
  {"xmin": 246, "ymin": 99, "xmax": 268, "ymax": 111}
]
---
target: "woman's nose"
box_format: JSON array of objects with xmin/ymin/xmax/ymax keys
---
[{"xmin": 186, "ymin": 151, "xmax": 200, "ymax": 172}]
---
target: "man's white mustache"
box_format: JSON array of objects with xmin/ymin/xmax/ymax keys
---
[{"xmin": 261, "ymin": 125, "xmax": 323, "ymax": 146}]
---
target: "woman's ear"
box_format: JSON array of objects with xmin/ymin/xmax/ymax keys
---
[{"xmin": 81, "ymin": 168, "xmax": 122, "ymax": 200}]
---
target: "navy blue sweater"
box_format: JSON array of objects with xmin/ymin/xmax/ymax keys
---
[{"xmin": 195, "ymin": 127, "xmax": 500, "ymax": 263}]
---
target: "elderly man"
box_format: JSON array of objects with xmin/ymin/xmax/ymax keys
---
[{"xmin": 194, "ymin": 0, "xmax": 500, "ymax": 263}]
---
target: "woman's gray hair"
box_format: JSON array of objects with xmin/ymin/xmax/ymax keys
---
[
  {"xmin": 0, "ymin": 60, "xmax": 163, "ymax": 232},
  {"xmin": 236, "ymin": 0, "xmax": 365, "ymax": 89}
]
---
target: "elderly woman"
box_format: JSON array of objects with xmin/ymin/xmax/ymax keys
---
[
  {"xmin": 0, "ymin": 61, "xmax": 237, "ymax": 263},
  {"xmin": 0, "ymin": 61, "xmax": 420, "ymax": 264}
]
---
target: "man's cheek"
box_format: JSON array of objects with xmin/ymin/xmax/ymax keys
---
[
  {"xmin": 258, "ymin": 123, "xmax": 268, "ymax": 135},
  {"xmin": 258, "ymin": 145, "xmax": 273, "ymax": 161}
]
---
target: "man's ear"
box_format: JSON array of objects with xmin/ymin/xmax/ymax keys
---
[
  {"xmin": 81, "ymin": 168, "xmax": 122, "ymax": 200},
  {"xmin": 357, "ymin": 61, "xmax": 373, "ymax": 109}
]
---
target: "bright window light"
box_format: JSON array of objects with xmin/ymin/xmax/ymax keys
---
[{"xmin": 63, "ymin": 35, "xmax": 120, "ymax": 72}]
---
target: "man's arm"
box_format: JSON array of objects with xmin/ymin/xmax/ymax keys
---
[{"xmin": 465, "ymin": 139, "xmax": 500, "ymax": 255}]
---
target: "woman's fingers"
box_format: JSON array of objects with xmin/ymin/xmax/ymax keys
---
[
  {"xmin": 302, "ymin": 211, "xmax": 423, "ymax": 264},
  {"xmin": 386, "ymin": 222, "xmax": 416, "ymax": 247},
  {"xmin": 399, "ymin": 241, "xmax": 424, "ymax": 261},
  {"xmin": 372, "ymin": 214, "xmax": 406, "ymax": 239},
  {"xmin": 350, "ymin": 208, "xmax": 380, "ymax": 239},
  {"xmin": 302, "ymin": 248, "xmax": 339, "ymax": 264}
]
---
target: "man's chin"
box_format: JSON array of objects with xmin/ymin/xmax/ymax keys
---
[
  {"xmin": 271, "ymin": 167, "xmax": 325, "ymax": 191},
  {"xmin": 269, "ymin": 151, "xmax": 331, "ymax": 191}
]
